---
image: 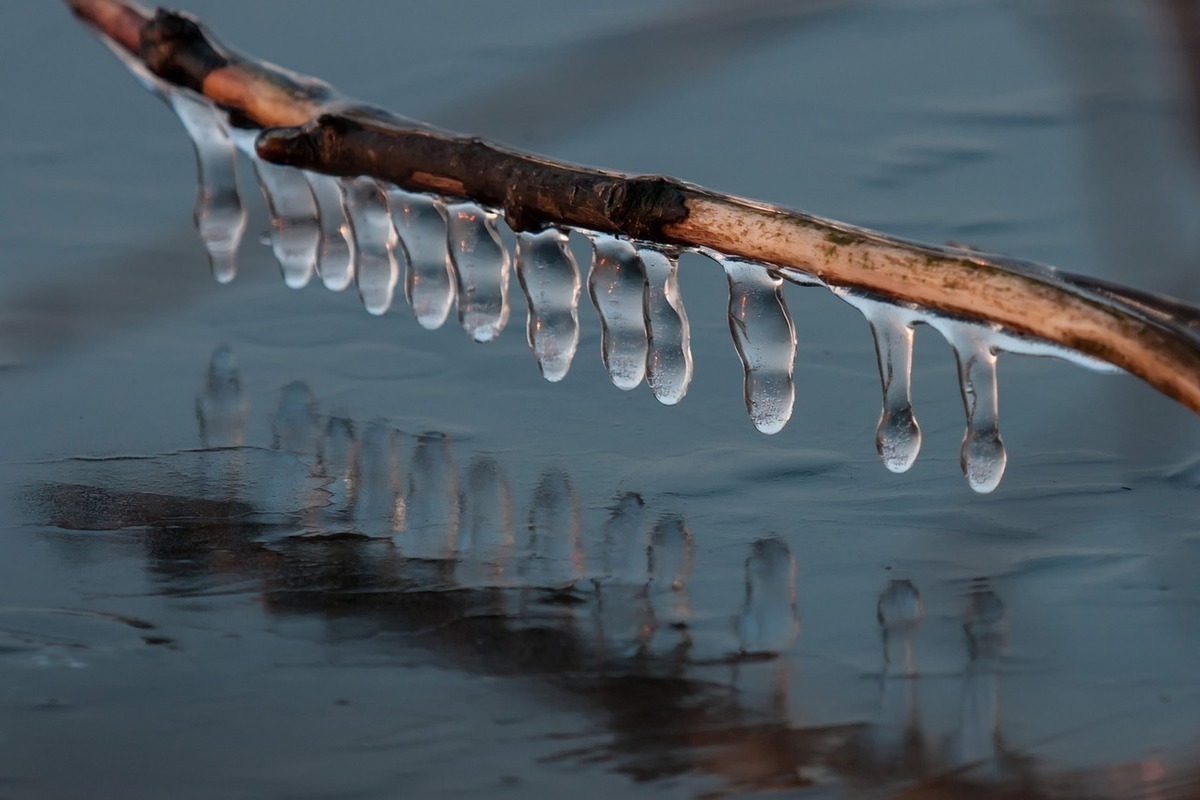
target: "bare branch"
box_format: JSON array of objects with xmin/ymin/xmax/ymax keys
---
[{"xmin": 68, "ymin": 0, "xmax": 1200, "ymax": 416}]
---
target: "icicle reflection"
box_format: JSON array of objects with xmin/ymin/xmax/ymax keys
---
[
  {"xmin": 587, "ymin": 234, "xmax": 648, "ymax": 390},
  {"xmin": 446, "ymin": 202, "xmax": 511, "ymax": 342},
  {"xmin": 735, "ymin": 537, "xmax": 800, "ymax": 654},
  {"xmin": 515, "ymin": 228, "xmax": 581, "ymax": 382},
  {"xmin": 720, "ymin": 257, "xmax": 797, "ymax": 434}
]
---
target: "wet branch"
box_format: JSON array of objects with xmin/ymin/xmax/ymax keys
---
[{"xmin": 68, "ymin": 0, "xmax": 1200, "ymax": 415}]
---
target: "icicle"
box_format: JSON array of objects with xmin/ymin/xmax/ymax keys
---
[
  {"xmin": 256, "ymin": 161, "xmax": 321, "ymax": 289},
  {"xmin": 306, "ymin": 173, "xmax": 357, "ymax": 291},
  {"xmin": 342, "ymin": 178, "xmax": 400, "ymax": 315},
  {"xmin": 227, "ymin": 128, "xmax": 320, "ymax": 290},
  {"xmin": 639, "ymin": 247, "xmax": 693, "ymax": 405},
  {"xmin": 869, "ymin": 314, "xmax": 921, "ymax": 472},
  {"xmin": 833, "ymin": 293, "xmax": 923, "ymax": 472},
  {"xmin": 719, "ymin": 257, "xmax": 797, "ymax": 434},
  {"xmin": 388, "ymin": 189, "xmax": 457, "ymax": 330},
  {"xmin": 586, "ymin": 234, "xmax": 648, "ymax": 390},
  {"xmin": 454, "ymin": 457, "xmax": 514, "ymax": 587},
  {"xmin": 166, "ymin": 92, "xmax": 246, "ymax": 284},
  {"xmin": 735, "ymin": 537, "xmax": 800, "ymax": 655},
  {"xmin": 935, "ymin": 324, "xmax": 1007, "ymax": 493},
  {"xmin": 445, "ymin": 202, "xmax": 511, "ymax": 342},
  {"xmin": 400, "ymin": 433, "xmax": 459, "ymax": 561},
  {"xmin": 353, "ymin": 421, "xmax": 404, "ymax": 537},
  {"xmin": 515, "ymin": 228, "xmax": 581, "ymax": 382}
]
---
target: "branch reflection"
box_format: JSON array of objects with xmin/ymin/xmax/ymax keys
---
[{"xmin": 24, "ymin": 347, "xmax": 1186, "ymax": 799}]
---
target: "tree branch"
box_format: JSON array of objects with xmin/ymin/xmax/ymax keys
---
[{"xmin": 68, "ymin": 0, "xmax": 1200, "ymax": 416}]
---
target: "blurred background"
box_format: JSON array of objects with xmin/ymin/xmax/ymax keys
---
[{"xmin": 2, "ymin": 1, "xmax": 1200, "ymax": 797}]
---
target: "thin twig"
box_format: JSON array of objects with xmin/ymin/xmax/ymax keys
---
[{"xmin": 67, "ymin": 0, "xmax": 1200, "ymax": 415}]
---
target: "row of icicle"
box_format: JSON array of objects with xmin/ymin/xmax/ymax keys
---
[{"xmin": 127, "ymin": 55, "xmax": 1072, "ymax": 493}]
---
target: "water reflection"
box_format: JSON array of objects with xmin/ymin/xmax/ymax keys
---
[{"xmin": 21, "ymin": 347, "xmax": 1190, "ymax": 799}]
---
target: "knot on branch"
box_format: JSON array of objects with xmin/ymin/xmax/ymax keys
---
[{"xmin": 140, "ymin": 9, "xmax": 228, "ymax": 93}]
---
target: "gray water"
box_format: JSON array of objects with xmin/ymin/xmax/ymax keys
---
[{"xmin": 2, "ymin": 1, "xmax": 1200, "ymax": 797}]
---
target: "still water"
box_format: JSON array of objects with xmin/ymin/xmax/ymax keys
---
[{"xmin": 2, "ymin": 0, "xmax": 1200, "ymax": 797}]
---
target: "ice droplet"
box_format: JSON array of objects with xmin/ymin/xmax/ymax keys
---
[
  {"xmin": 639, "ymin": 247, "xmax": 693, "ymax": 405},
  {"xmin": 735, "ymin": 537, "xmax": 799, "ymax": 655},
  {"xmin": 167, "ymin": 92, "xmax": 246, "ymax": 284},
  {"xmin": 228, "ymin": 128, "xmax": 319, "ymax": 289},
  {"xmin": 446, "ymin": 202, "xmax": 511, "ymax": 342},
  {"xmin": 388, "ymin": 188, "xmax": 457, "ymax": 330},
  {"xmin": 935, "ymin": 324, "xmax": 1007, "ymax": 493},
  {"xmin": 719, "ymin": 257, "xmax": 797, "ymax": 434},
  {"xmin": 515, "ymin": 228, "xmax": 581, "ymax": 382},
  {"xmin": 306, "ymin": 173, "xmax": 357, "ymax": 291},
  {"xmin": 586, "ymin": 234, "xmax": 648, "ymax": 391},
  {"xmin": 342, "ymin": 178, "xmax": 400, "ymax": 315}
]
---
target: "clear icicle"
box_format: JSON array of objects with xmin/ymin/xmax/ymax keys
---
[
  {"xmin": 515, "ymin": 228, "xmax": 581, "ymax": 382},
  {"xmin": 257, "ymin": 161, "xmax": 320, "ymax": 289},
  {"xmin": 586, "ymin": 234, "xmax": 648, "ymax": 390},
  {"xmin": 639, "ymin": 247, "xmax": 693, "ymax": 405},
  {"xmin": 445, "ymin": 202, "xmax": 511, "ymax": 342},
  {"xmin": 227, "ymin": 127, "xmax": 320, "ymax": 290},
  {"xmin": 940, "ymin": 325, "xmax": 1007, "ymax": 493},
  {"xmin": 306, "ymin": 173, "xmax": 357, "ymax": 291},
  {"xmin": 388, "ymin": 189, "xmax": 457, "ymax": 330},
  {"xmin": 844, "ymin": 298, "xmax": 923, "ymax": 473},
  {"xmin": 342, "ymin": 178, "xmax": 400, "ymax": 315},
  {"xmin": 166, "ymin": 92, "xmax": 246, "ymax": 284},
  {"xmin": 720, "ymin": 257, "xmax": 797, "ymax": 434}
]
